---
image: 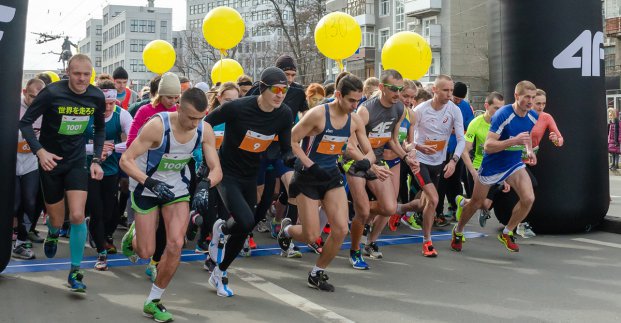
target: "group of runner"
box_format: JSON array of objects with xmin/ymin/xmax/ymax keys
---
[{"xmin": 14, "ymin": 53, "xmax": 563, "ymax": 322}]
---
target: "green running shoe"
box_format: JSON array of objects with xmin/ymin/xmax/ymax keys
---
[
  {"xmin": 400, "ymin": 213, "xmax": 422, "ymax": 231},
  {"xmin": 122, "ymin": 221, "xmax": 139, "ymax": 263},
  {"xmin": 143, "ymin": 299, "xmax": 173, "ymax": 322}
]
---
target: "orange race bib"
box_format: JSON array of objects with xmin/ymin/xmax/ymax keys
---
[
  {"xmin": 424, "ymin": 139, "xmax": 447, "ymax": 152},
  {"xmin": 238, "ymin": 130, "xmax": 275, "ymax": 153},
  {"xmin": 316, "ymin": 135, "xmax": 348, "ymax": 155},
  {"xmin": 17, "ymin": 141, "xmax": 31, "ymax": 154},
  {"xmin": 368, "ymin": 132, "xmax": 391, "ymax": 148},
  {"xmin": 214, "ymin": 131, "xmax": 224, "ymax": 149}
]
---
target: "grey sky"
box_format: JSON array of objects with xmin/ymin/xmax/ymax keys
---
[{"xmin": 24, "ymin": 0, "xmax": 186, "ymax": 70}]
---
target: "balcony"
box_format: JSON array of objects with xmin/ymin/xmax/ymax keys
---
[
  {"xmin": 326, "ymin": 0, "xmax": 347, "ymax": 12},
  {"xmin": 607, "ymin": 17, "xmax": 621, "ymax": 38},
  {"xmin": 425, "ymin": 24, "xmax": 441, "ymax": 49},
  {"xmin": 405, "ymin": 0, "xmax": 442, "ymax": 18}
]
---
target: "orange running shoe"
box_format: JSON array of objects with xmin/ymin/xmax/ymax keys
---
[
  {"xmin": 422, "ymin": 241, "xmax": 438, "ymax": 257},
  {"xmin": 248, "ymin": 236, "xmax": 257, "ymax": 249},
  {"xmin": 388, "ymin": 214, "xmax": 400, "ymax": 232},
  {"xmin": 497, "ymin": 232, "xmax": 519, "ymax": 252}
]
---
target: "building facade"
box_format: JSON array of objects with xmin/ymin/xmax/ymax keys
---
[{"xmin": 77, "ymin": 19, "xmax": 103, "ymax": 76}]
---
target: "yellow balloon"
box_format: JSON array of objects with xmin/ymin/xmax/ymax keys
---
[
  {"xmin": 142, "ymin": 40, "xmax": 176, "ymax": 74},
  {"xmin": 381, "ymin": 31, "xmax": 432, "ymax": 80},
  {"xmin": 44, "ymin": 71, "xmax": 60, "ymax": 83},
  {"xmin": 211, "ymin": 59, "xmax": 244, "ymax": 84},
  {"xmin": 90, "ymin": 67, "xmax": 97, "ymax": 85},
  {"xmin": 314, "ymin": 12, "xmax": 361, "ymax": 68},
  {"xmin": 203, "ymin": 7, "xmax": 245, "ymax": 53}
]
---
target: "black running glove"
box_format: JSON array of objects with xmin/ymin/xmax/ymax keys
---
[
  {"xmin": 282, "ymin": 150, "xmax": 297, "ymax": 169},
  {"xmin": 308, "ymin": 164, "xmax": 332, "ymax": 181},
  {"xmin": 351, "ymin": 159, "xmax": 371, "ymax": 172},
  {"xmin": 144, "ymin": 177, "xmax": 175, "ymax": 203},
  {"xmin": 192, "ymin": 179, "xmax": 211, "ymax": 216}
]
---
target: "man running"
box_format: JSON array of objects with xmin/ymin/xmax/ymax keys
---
[
  {"xmin": 344, "ymin": 69, "xmax": 418, "ymax": 269},
  {"xmin": 19, "ymin": 54, "xmax": 106, "ymax": 292},
  {"xmin": 451, "ymin": 81, "xmax": 538, "ymax": 253},
  {"xmin": 120, "ymin": 88, "xmax": 221, "ymax": 322},
  {"xmin": 411, "ymin": 74, "xmax": 465, "ymax": 257},
  {"xmin": 278, "ymin": 74, "xmax": 375, "ymax": 291},
  {"xmin": 113, "ymin": 66, "xmax": 138, "ymax": 109},
  {"xmin": 205, "ymin": 67, "xmax": 294, "ymax": 297}
]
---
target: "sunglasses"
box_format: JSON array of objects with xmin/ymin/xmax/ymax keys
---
[
  {"xmin": 382, "ymin": 83, "xmax": 404, "ymax": 92},
  {"xmin": 262, "ymin": 82, "xmax": 289, "ymax": 95}
]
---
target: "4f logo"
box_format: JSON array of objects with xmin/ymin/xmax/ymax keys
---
[
  {"xmin": 553, "ymin": 30, "xmax": 604, "ymax": 77},
  {"xmin": 0, "ymin": 5, "xmax": 16, "ymax": 42}
]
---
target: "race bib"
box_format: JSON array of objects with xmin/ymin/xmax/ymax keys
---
[
  {"xmin": 214, "ymin": 130, "xmax": 224, "ymax": 149},
  {"xmin": 398, "ymin": 126, "xmax": 408, "ymax": 143},
  {"xmin": 369, "ymin": 132, "xmax": 391, "ymax": 148},
  {"xmin": 58, "ymin": 116, "xmax": 89, "ymax": 136},
  {"xmin": 424, "ymin": 138, "xmax": 447, "ymax": 152},
  {"xmin": 238, "ymin": 130, "xmax": 274, "ymax": 153},
  {"xmin": 157, "ymin": 153, "xmax": 192, "ymax": 172},
  {"xmin": 17, "ymin": 141, "xmax": 31, "ymax": 154},
  {"xmin": 316, "ymin": 135, "xmax": 348, "ymax": 155}
]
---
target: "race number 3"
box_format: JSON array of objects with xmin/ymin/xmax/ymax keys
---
[{"xmin": 553, "ymin": 30, "xmax": 604, "ymax": 77}]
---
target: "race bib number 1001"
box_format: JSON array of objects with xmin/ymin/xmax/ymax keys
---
[
  {"xmin": 157, "ymin": 153, "xmax": 192, "ymax": 172},
  {"xmin": 58, "ymin": 115, "xmax": 89, "ymax": 136}
]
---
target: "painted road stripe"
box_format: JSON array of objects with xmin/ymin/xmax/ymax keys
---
[
  {"xmin": 572, "ymin": 238, "xmax": 621, "ymax": 249},
  {"xmin": 3, "ymin": 231, "xmax": 485, "ymax": 274},
  {"xmin": 234, "ymin": 268, "xmax": 355, "ymax": 323}
]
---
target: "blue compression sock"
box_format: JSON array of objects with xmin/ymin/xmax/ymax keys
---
[
  {"xmin": 70, "ymin": 222, "xmax": 87, "ymax": 268},
  {"xmin": 47, "ymin": 221, "xmax": 59, "ymax": 235}
]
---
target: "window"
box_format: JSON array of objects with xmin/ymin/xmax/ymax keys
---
[
  {"xmin": 407, "ymin": 22, "xmax": 417, "ymax": 32},
  {"xmin": 189, "ymin": 19, "xmax": 201, "ymax": 30},
  {"xmin": 95, "ymin": 57, "xmax": 101, "ymax": 67},
  {"xmin": 361, "ymin": 26, "xmax": 375, "ymax": 48},
  {"xmin": 96, "ymin": 41, "xmax": 102, "ymax": 52},
  {"xmin": 422, "ymin": 17, "xmax": 437, "ymax": 37},
  {"xmin": 103, "ymin": 13, "xmax": 108, "ymax": 25},
  {"xmin": 161, "ymin": 21, "xmax": 168, "ymax": 34},
  {"xmin": 130, "ymin": 39, "xmax": 150, "ymax": 52},
  {"xmin": 131, "ymin": 59, "xmax": 146, "ymax": 72},
  {"xmin": 96, "ymin": 25, "xmax": 102, "ymax": 35},
  {"xmin": 380, "ymin": 0, "xmax": 389, "ymax": 16},
  {"xmin": 378, "ymin": 28, "xmax": 390, "ymax": 48},
  {"xmin": 86, "ymin": 26, "xmax": 90, "ymax": 35},
  {"xmin": 394, "ymin": 0, "xmax": 405, "ymax": 32},
  {"xmin": 130, "ymin": 20, "xmax": 156, "ymax": 33},
  {"xmin": 103, "ymin": 31, "xmax": 108, "ymax": 43}
]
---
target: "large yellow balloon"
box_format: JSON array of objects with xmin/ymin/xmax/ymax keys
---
[
  {"xmin": 314, "ymin": 12, "xmax": 361, "ymax": 69},
  {"xmin": 142, "ymin": 40, "xmax": 176, "ymax": 74},
  {"xmin": 44, "ymin": 71, "xmax": 60, "ymax": 83},
  {"xmin": 381, "ymin": 32, "xmax": 432, "ymax": 80},
  {"xmin": 90, "ymin": 67, "xmax": 97, "ymax": 85},
  {"xmin": 203, "ymin": 7, "xmax": 245, "ymax": 54},
  {"xmin": 211, "ymin": 59, "xmax": 244, "ymax": 84}
]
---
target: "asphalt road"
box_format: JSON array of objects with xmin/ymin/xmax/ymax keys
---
[{"xmin": 1, "ymin": 176, "xmax": 621, "ymax": 323}]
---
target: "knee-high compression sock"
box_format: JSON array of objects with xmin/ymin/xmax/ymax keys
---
[
  {"xmin": 47, "ymin": 220, "xmax": 59, "ymax": 235},
  {"xmin": 70, "ymin": 222, "xmax": 87, "ymax": 269}
]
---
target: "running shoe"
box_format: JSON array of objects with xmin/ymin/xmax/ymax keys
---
[
  {"xmin": 307, "ymin": 270, "xmax": 334, "ymax": 292},
  {"xmin": 400, "ymin": 213, "xmax": 422, "ymax": 231},
  {"xmin": 516, "ymin": 222, "xmax": 536, "ymax": 239},
  {"xmin": 27, "ymin": 230, "xmax": 44, "ymax": 243},
  {"xmin": 145, "ymin": 261, "xmax": 158, "ymax": 282},
  {"xmin": 363, "ymin": 242, "xmax": 383, "ymax": 259},
  {"xmin": 498, "ymin": 232, "xmax": 519, "ymax": 252},
  {"xmin": 388, "ymin": 214, "xmax": 400, "ymax": 232},
  {"xmin": 307, "ymin": 241, "xmax": 323, "ymax": 254},
  {"xmin": 361, "ymin": 224, "xmax": 370, "ymax": 245},
  {"xmin": 94, "ymin": 254, "xmax": 108, "ymax": 271},
  {"xmin": 349, "ymin": 249, "xmax": 369, "ymax": 270},
  {"xmin": 248, "ymin": 236, "xmax": 257, "ymax": 249},
  {"xmin": 59, "ymin": 226, "xmax": 70, "ymax": 238},
  {"xmin": 434, "ymin": 214, "xmax": 451, "ymax": 227},
  {"xmin": 68, "ymin": 270, "xmax": 86, "ymax": 292},
  {"xmin": 12, "ymin": 242, "xmax": 35, "ymax": 260},
  {"xmin": 43, "ymin": 232, "xmax": 59, "ymax": 258},
  {"xmin": 270, "ymin": 218, "xmax": 281, "ymax": 239},
  {"xmin": 185, "ymin": 211, "xmax": 203, "ymax": 241},
  {"xmin": 478, "ymin": 209, "xmax": 491, "ymax": 227},
  {"xmin": 195, "ymin": 239, "xmax": 209, "ymax": 254},
  {"xmin": 239, "ymin": 237, "xmax": 251, "ymax": 257},
  {"xmin": 209, "ymin": 268, "xmax": 234, "ymax": 297},
  {"xmin": 323, "ymin": 224, "xmax": 331, "ymax": 234},
  {"xmin": 422, "ymin": 241, "xmax": 438, "ymax": 257},
  {"xmin": 85, "ymin": 217, "xmax": 95, "ymax": 248},
  {"xmin": 277, "ymin": 218, "xmax": 292, "ymax": 252},
  {"xmin": 143, "ymin": 299, "xmax": 173, "ymax": 323},
  {"xmin": 450, "ymin": 226, "xmax": 465, "ymax": 252},
  {"xmin": 281, "ymin": 243, "xmax": 302, "ymax": 258},
  {"xmin": 455, "ymin": 195, "xmax": 465, "ymax": 222},
  {"xmin": 121, "ymin": 221, "xmax": 139, "ymax": 263},
  {"xmin": 105, "ymin": 236, "xmax": 118, "ymax": 254},
  {"xmin": 204, "ymin": 257, "xmax": 216, "ymax": 272},
  {"xmin": 209, "ymin": 219, "xmax": 227, "ymax": 265},
  {"xmin": 256, "ymin": 219, "xmax": 270, "ymax": 233}
]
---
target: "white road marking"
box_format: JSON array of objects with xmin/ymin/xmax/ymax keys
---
[
  {"xmin": 572, "ymin": 238, "xmax": 621, "ymax": 249},
  {"xmin": 233, "ymin": 268, "xmax": 354, "ymax": 323}
]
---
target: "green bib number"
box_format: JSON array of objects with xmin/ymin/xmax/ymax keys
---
[
  {"xmin": 157, "ymin": 154, "xmax": 191, "ymax": 172},
  {"xmin": 59, "ymin": 116, "xmax": 89, "ymax": 135}
]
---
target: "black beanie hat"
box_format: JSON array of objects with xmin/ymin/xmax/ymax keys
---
[
  {"xmin": 113, "ymin": 66, "xmax": 129, "ymax": 80},
  {"xmin": 454, "ymin": 81, "xmax": 468, "ymax": 99},
  {"xmin": 275, "ymin": 55, "xmax": 297, "ymax": 72},
  {"xmin": 259, "ymin": 67, "xmax": 288, "ymax": 93}
]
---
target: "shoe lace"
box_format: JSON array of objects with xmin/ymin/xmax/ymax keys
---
[
  {"xmin": 155, "ymin": 302, "xmax": 168, "ymax": 313},
  {"xmin": 370, "ymin": 242, "xmax": 379, "ymax": 252},
  {"xmin": 71, "ymin": 270, "xmax": 84, "ymax": 281}
]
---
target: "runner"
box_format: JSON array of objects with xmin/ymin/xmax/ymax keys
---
[
  {"xmin": 344, "ymin": 69, "xmax": 418, "ymax": 269},
  {"xmin": 19, "ymin": 54, "xmax": 106, "ymax": 292},
  {"xmin": 112, "ymin": 67, "xmax": 138, "ymax": 110},
  {"xmin": 205, "ymin": 67, "xmax": 294, "ymax": 297},
  {"xmin": 85, "ymin": 79, "xmax": 133, "ymax": 270},
  {"xmin": 278, "ymin": 74, "xmax": 374, "ymax": 291},
  {"xmin": 120, "ymin": 88, "xmax": 221, "ymax": 322},
  {"xmin": 411, "ymin": 74, "xmax": 465, "ymax": 257},
  {"xmin": 451, "ymin": 81, "xmax": 539, "ymax": 253},
  {"xmin": 13, "ymin": 78, "xmax": 45, "ymax": 260}
]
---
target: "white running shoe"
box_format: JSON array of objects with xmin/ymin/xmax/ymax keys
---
[
  {"xmin": 209, "ymin": 267, "xmax": 234, "ymax": 297},
  {"xmin": 516, "ymin": 222, "xmax": 536, "ymax": 238},
  {"xmin": 209, "ymin": 219, "xmax": 227, "ymax": 265}
]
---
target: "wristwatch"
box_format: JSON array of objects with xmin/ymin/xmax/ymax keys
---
[
  {"xmin": 451, "ymin": 155, "xmax": 459, "ymax": 163},
  {"xmin": 92, "ymin": 157, "xmax": 101, "ymax": 165}
]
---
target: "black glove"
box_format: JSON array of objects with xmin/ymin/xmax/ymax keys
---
[
  {"xmin": 192, "ymin": 179, "xmax": 211, "ymax": 216},
  {"xmin": 144, "ymin": 177, "xmax": 175, "ymax": 203},
  {"xmin": 196, "ymin": 162, "xmax": 209, "ymax": 179},
  {"xmin": 282, "ymin": 151, "xmax": 297, "ymax": 169},
  {"xmin": 307, "ymin": 163, "xmax": 332, "ymax": 181},
  {"xmin": 351, "ymin": 159, "xmax": 371, "ymax": 172}
]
